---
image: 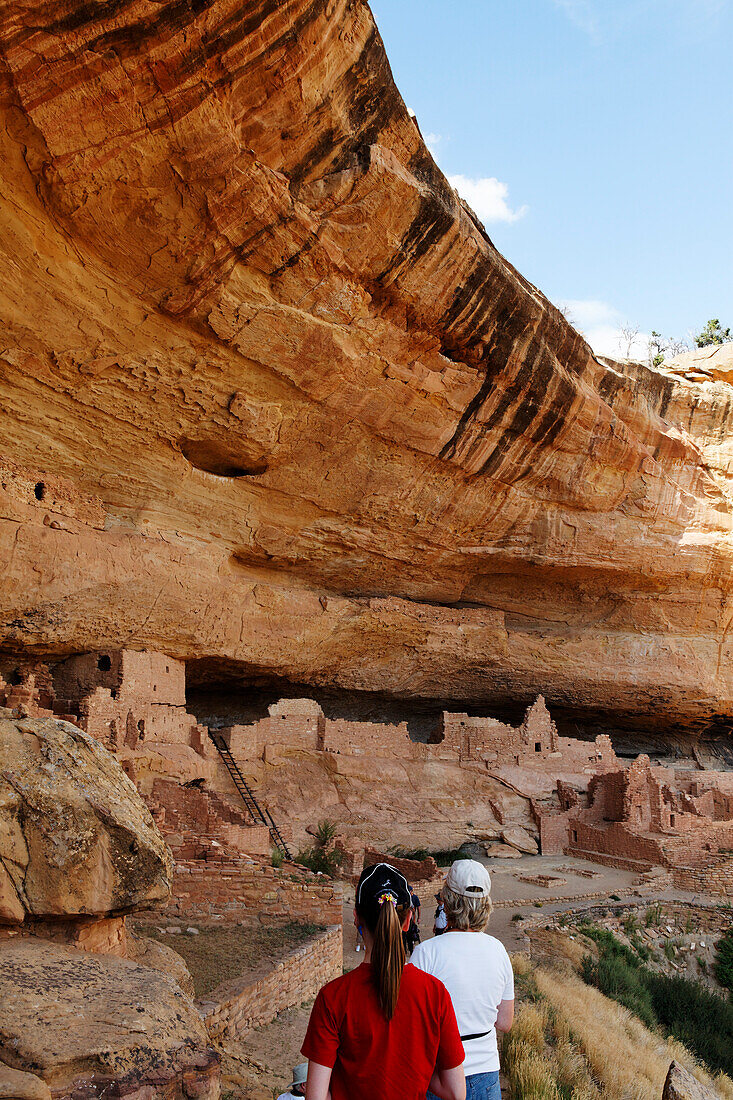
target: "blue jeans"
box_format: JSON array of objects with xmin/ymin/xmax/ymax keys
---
[{"xmin": 428, "ymin": 1071, "xmax": 501, "ymax": 1100}]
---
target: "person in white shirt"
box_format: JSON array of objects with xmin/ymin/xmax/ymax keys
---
[
  {"xmin": 410, "ymin": 860, "xmax": 514, "ymax": 1100},
  {"xmin": 276, "ymin": 1062, "xmax": 307, "ymax": 1100}
]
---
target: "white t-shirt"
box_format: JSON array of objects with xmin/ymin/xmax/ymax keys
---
[{"xmin": 409, "ymin": 931, "xmax": 514, "ymax": 1075}]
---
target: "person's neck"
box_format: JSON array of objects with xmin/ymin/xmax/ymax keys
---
[{"xmin": 360, "ymin": 927, "xmax": 374, "ymax": 962}]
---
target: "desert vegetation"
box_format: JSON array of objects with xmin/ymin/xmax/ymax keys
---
[
  {"xmin": 578, "ymin": 924, "xmax": 733, "ymax": 1077},
  {"xmin": 503, "ymin": 947, "xmax": 733, "ymax": 1100}
]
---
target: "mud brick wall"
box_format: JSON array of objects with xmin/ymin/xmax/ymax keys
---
[
  {"xmin": 225, "ymin": 710, "xmax": 322, "ymax": 760},
  {"xmin": 363, "ymin": 848, "xmax": 439, "ymax": 883},
  {"xmin": 199, "ymin": 925, "xmax": 342, "ymax": 1040},
  {"xmin": 539, "ymin": 810, "xmax": 572, "ymax": 855},
  {"xmin": 663, "ymin": 822, "xmax": 733, "ymax": 867},
  {"xmin": 167, "ymin": 857, "xmax": 343, "ymax": 926}
]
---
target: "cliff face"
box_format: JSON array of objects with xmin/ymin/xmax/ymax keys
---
[{"xmin": 0, "ymin": 0, "xmax": 731, "ymax": 726}]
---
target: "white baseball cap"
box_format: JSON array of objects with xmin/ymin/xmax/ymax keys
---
[{"xmin": 445, "ymin": 859, "xmax": 491, "ymax": 897}]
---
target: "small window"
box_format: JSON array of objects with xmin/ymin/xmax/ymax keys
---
[
  {"xmin": 571, "ymin": 830, "xmax": 578, "ymax": 843},
  {"xmin": 153, "ymin": 684, "xmax": 157, "ymax": 692},
  {"xmin": 669, "ymin": 813, "xmax": 676, "ymax": 827},
  {"xmin": 34, "ymin": 481, "xmax": 45, "ymax": 501},
  {"xmin": 97, "ymin": 655, "xmax": 112, "ymax": 672},
  {"xmin": 165, "ymin": 665, "xmax": 169, "ymax": 673},
  {"xmin": 535, "ymin": 742, "xmax": 542, "ymax": 752}
]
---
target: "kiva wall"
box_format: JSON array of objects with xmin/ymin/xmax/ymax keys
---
[{"xmin": 199, "ymin": 925, "xmax": 342, "ymax": 1040}]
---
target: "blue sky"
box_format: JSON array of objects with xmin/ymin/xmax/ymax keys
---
[{"xmin": 369, "ymin": 0, "xmax": 733, "ymax": 360}]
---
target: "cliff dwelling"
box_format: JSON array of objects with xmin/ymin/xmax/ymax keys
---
[{"xmin": 0, "ymin": 0, "xmax": 731, "ymax": 1097}]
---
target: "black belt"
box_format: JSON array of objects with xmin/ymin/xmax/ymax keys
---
[{"xmin": 460, "ymin": 1029, "xmax": 492, "ymax": 1041}]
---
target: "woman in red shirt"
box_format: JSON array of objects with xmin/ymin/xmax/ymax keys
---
[{"xmin": 302, "ymin": 863, "xmax": 466, "ymax": 1100}]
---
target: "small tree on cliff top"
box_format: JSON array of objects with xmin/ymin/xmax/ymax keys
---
[{"xmin": 695, "ymin": 319, "xmax": 732, "ymax": 348}]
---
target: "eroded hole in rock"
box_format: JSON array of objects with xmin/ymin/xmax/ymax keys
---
[
  {"xmin": 179, "ymin": 437, "xmax": 268, "ymax": 478},
  {"xmin": 34, "ymin": 481, "xmax": 46, "ymax": 501}
]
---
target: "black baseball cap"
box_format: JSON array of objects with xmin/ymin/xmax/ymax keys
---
[{"xmin": 356, "ymin": 863, "xmax": 411, "ymax": 928}]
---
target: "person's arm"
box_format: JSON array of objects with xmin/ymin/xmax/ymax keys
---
[
  {"xmin": 495, "ymin": 998, "xmax": 514, "ymax": 1033},
  {"xmin": 305, "ymin": 1062, "xmax": 332, "ymax": 1100},
  {"xmin": 428, "ymin": 1065, "xmax": 466, "ymax": 1100}
]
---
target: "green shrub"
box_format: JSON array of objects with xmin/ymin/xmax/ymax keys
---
[
  {"xmin": 579, "ymin": 925, "xmax": 733, "ymax": 1077},
  {"xmin": 645, "ymin": 904, "xmax": 662, "ymax": 927},
  {"xmin": 297, "ymin": 819, "xmax": 344, "ymax": 877},
  {"xmin": 271, "ymin": 847, "xmax": 284, "ymax": 868},
  {"xmin": 715, "ymin": 928, "xmax": 733, "ymax": 992}
]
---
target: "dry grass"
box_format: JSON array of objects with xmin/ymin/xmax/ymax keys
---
[
  {"xmin": 500, "ymin": 947, "xmax": 733, "ymax": 1100},
  {"xmin": 534, "ymin": 966, "xmax": 733, "ymax": 1100}
]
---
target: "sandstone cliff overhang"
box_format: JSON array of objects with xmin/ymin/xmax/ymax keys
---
[{"xmin": 0, "ymin": 1, "xmax": 731, "ymax": 724}]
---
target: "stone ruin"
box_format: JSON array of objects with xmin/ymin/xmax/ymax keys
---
[
  {"xmin": 4, "ymin": 650, "xmax": 733, "ymax": 900},
  {"xmin": 539, "ymin": 754, "xmax": 733, "ymax": 896},
  {"xmin": 0, "ymin": 651, "xmax": 271, "ymax": 863}
]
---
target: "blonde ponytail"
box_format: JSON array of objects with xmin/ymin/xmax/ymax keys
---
[{"xmin": 370, "ymin": 900, "xmax": 407, "ymax": 1020}]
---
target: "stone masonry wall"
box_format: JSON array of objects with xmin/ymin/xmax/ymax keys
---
[
  {"xmin": 166, "ymin": 856, "xmax": 343, "ymax": 927},
  {"xmin": 672, "ymin": 857, "xmax": 733, "ymax": 898},
  {"xmin": 363, "ymin": 848, "xmax": 439, "ymax": 883},
  {"xmin": 199, "ymin": 925, "xmax": 342, "ymax": 1040}
]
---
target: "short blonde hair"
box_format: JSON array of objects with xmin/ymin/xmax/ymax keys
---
[{"xmin": 442, "ymin": 883, "xmax": 492, "ymax": 932}]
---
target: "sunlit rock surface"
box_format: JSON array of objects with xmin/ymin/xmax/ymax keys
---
[
  {"xmin": 0, "ymin": 715, "xmax": 172, "ymax": 923},
  {"xmin": 0, "ymin": 1, "xmax": 731, "ymax": 726}
]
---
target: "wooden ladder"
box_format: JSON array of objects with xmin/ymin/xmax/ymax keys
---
[{"xmin": 209, "ymin": 731, "xmax": 292, "ymax": 861}]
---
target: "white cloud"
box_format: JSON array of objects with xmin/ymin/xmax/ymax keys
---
[
  {"xmin": 552, "ymin": 0, "xmax": 600, "ymax": 37},
  {"xmin": 551, "ymin": 0, "xmax": 730, "ymax": 40},
  {"xmin": 558, "ymin": 298, "xmax": 651, "ymax": 361},
  {"xmin": 449, "ymin": 174, "xmax": 528, "ymax": 225},
  {"xmin": 424, "ymin": 132, "xmax": 442, "ymax": 159}
]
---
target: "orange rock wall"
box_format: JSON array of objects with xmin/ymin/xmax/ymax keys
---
[{"xmin": 0, "ymin": 1, "xmax": 731, "ymax": 727}]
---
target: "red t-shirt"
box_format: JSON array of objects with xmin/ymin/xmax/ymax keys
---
[{"xmin": 302, "ymin": 961, "xmax": 464, "ymax": 1100}]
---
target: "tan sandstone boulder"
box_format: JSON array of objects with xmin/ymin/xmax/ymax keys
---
[
  {"xmin": 662, "ymin": 1062, "xmax": 719, "ymax": 1100},
  {"xmin": 127, "ymin": 929, "xmax": 196, "ymax": 999},
  {"xmin": 0, "ymin": 715, "xmax": 172, "ymax": 923},
  {"xmin": 0, "ymin": 938, "xmax": 219, "ymax": 1099},
  {"xmin": 0, "ymin": 1064, "xmax": 51, "ymax": 1100},
  {"xmin": 484, "ymin": 843, "xmax": 523, "ymax": 859},
  {"xmin": 501, "ymin": 826, "xmax": 539, "ymax": 854}
]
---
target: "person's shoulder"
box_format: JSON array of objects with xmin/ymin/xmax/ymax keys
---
[
  {"xmin": 407, "ymin": 936, "xmax": 449, "ymax": 975},
  {"xmin": 481, "ymin": 933, "xmax": 512, "ymax": 962},
  {"xmin": 317, "ymin": 963, "xmax": 366, "ymax": 1001},
  {"xmin": 404, "ymin": 961, "xmax": 450, "ymax": 998}
]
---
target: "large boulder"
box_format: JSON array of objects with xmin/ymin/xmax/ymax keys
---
[
  {"xmin": 501, "ymin": 826, "xmax": 539, "ymax": 854},
  {"xmin": 0, "ymin": 1064, "xmax": 51, "ymax": 1100},
  {"xmin": 662, "ymin": 1061, "xmax": 718, "ymax": 1100},
  {"xmin": 0, "ymin": 938, "xmax": 219, "ymax": 1099},
  {"xmin": 0, "ymin": 715, "xmax": 172, "ymax": 923}
]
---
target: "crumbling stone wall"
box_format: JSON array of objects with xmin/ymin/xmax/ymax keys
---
[
  {"xmin": 541, "ymin": 754, "xmax": 733, "ymax": 872},
  {"xmin": 363, "ymin": 848, "xmax": 439, "ymax": 882},
  {"xmin": 199, "ymin": 925, "xmax": 342, "ymax": 1040},
  {"xmin": 166, "ymin": 856, "xmax": 343, "ymax": 926}
]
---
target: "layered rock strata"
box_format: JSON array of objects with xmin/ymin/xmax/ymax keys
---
[{"xmin": 0, "ymin": 1, "xmax": 731, "ymax": 724}]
